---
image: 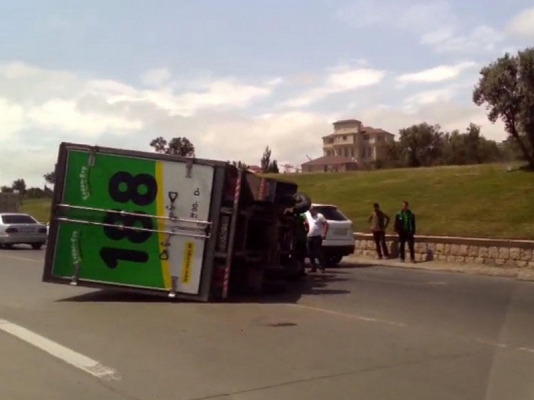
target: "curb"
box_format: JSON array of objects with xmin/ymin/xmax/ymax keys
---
[{"xmin": 344, "ymin": 255, "xmax": 534, "ymax": 282}]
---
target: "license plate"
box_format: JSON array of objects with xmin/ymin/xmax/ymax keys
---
[
  {"xmin": 20, "ymin": 228, "xmax": 36, "ymax": 234},
  {"xmin": 333, "ymin": 228, "xmax": 348, "ymax": 236}
]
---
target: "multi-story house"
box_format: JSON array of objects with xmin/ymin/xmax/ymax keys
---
[{"xmin": 301, "ymin": 119, "xmax": 395, "ymax": 173}]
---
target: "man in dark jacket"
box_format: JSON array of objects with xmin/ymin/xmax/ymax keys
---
[
  {"xmin": 295, "ymin": 213, "xmax": 308, "ymax": 276},
  {"xmin": 394, "ymin": 201, "xmax": 416, "ymax": 263},
  {"xmin": 369, "ymin": 203, "xmax": 390, "ymax": 259}
]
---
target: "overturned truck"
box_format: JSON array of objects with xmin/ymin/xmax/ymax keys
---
[{"xmin": 43, "ymin": 142, "xmax": 310, "ymax": 302}]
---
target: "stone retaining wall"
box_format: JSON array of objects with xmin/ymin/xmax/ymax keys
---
[{"xmin": 353, "ymin": 233, "xmax": 534, "ymax": 268}]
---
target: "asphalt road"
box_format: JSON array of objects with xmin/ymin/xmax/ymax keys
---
[{"xmin": 1, "ymin": 247, "xmax": 534, "ymax": 400}]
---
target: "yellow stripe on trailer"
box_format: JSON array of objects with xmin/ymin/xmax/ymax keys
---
[
  {"xmin": 181, "ymin": 242, "xmax": 195, "ymax": 284},
  {"xmin": 155, "ymin": 161, "xmax": 171, "ymax": 289}
]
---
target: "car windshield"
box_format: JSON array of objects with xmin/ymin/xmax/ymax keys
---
[
  {"xmin": 1, "ymin": 214, "xmax": 38, "ymax": 224},
  {"xmin": 313, "ymin": 206, "xmax": 347, "ymax": 221}
]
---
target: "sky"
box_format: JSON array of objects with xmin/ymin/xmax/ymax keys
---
[{"xmin": 0, "ymin": 0, "xmax": 533, "ymax": 186}]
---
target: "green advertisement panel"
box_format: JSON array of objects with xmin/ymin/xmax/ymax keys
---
[{"xmin": 50, "ymin": 148, "xmax": 215, "ymax": 294}]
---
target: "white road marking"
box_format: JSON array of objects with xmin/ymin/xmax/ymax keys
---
[
  {"xmin": 518, "ymin": 347, "xmax": 534, "ymax": 354},
  {"xmin": 290, "ymin": 303, "xmax": 407, "ymax": 327},
  {"xmin": 0, "ymin": 255, "xmax": 40, "ymax": 262},
  {"xmin": 475, "ymin": 339, "xmax": 534, "ymax": 355},
  {"xmin": 476, "ymin": 339, "xmax": 508, "ymax": 348},
  {"xmin": 0, "ymin": 319, "xmax": 120, "ymax": 381},
  {"xmin": 428, "ymin": 281, "xmax": 447, "ymax": 285}
]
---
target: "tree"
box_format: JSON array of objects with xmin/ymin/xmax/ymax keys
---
[
  {"xmin": 259, "ymin": 146, "xmax": 280, "ymax": 173},
  {"xmin": 267, "ymin": 160, "xmax": 279, "ymax": 173},
  {"xmin": 397, "ymin": 123, "xmax": 445, "ymax": 167},
  {"xmin": 12, "ymin": 179, "xmax": 26, "ymax": 194},
  {"xmin": 26, "ymin": 187, "xmax": 46, "ymax": 199},
  {"xmin": 500, "ymin": 136, "xmax": 528, "ymax": 161},
  {"xmin": 230, "ymin": 161, "xmax": 248, "ymax": 169},
  {"xmin": 44, "ymin": 171, "xmax": 56, "ymax": 185},
  {"xmin": 1, "ymin": 186, "xmax": 13, "ymax": 193},
  {"xmin": 473, "ymin": 48, "xmax": 534, "ymax": 169},
  {"xmin": 260, "ymin": 146, "xmax": 272, "ymax": 173},
  {"xmin": 150, "ymin": 136, "xmax": 195, "ymax": 157}
]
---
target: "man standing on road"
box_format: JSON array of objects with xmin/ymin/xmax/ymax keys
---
[
  {"xmin": 295, "ymin": 212, "xmax": 309, "ymax": 277},
  {"xmin": 394, "ymin": 201, "xmax": 416, "ymax": 263},
  {"xmin": 305, "ymin": 206, "xmax": 329, "ymax": 273},
  {"xmin": 369, "ymin": 203, "xmax": 390, "ymax": 259}
]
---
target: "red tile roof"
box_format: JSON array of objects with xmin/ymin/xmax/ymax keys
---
[{"xmin": 333, "ymin": 119, "xmax": 361, "ymax": 125}]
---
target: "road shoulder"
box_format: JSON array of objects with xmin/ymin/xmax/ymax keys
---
[{"xmin": 345, "ymin": 255, "xmax": 534, "ymax": 282}]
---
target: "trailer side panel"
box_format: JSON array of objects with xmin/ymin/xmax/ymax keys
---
[{"xmin": 44, "ymin": 144, "xmax": 217, "ymax": 299}]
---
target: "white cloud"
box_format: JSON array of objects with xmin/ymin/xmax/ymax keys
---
[
  {"xmin": 173, "ymin": 80, "xmax": 272, "ymax": 114},
  {"xmin": 431, "ymin": 26, "xmax": 504, "ymax": 54},
  {"xmin": 0, "ymin": 98, "xmax": 25, "ymax": 139},
  {"xmin": 27, "ymin": 99, "xmax": 143, "ymax": 135},
  {"xmin": 507, "ymin": 7, "xmax": 534, "ymax": 38},
  {"xmin": 0, "ymin": 60, "xmax": 510, "ymax": 187},
  {"xmin": 283, "ymin": 66, "xmax": 386, "ymax": 107},
  {"xmin": 337, "ymin": 0, "xmax": 502, "ymax": 55},
  {"xmin": 141, "ymin": 68, "xmax": 171, "ymax": 87},
  {"xmin": 338, "ymin": 0, "xmax": 456, "ymax": 34},
  {"xmin": 359, "ymin": 101, "xmax": 506, "ymax": 141},
  {"xmin": 397, "ymin": 62, "xmax": 477, "ymax": 84},
  {"xmin": 48, "ymin": 15, "xmax": 71, "ymax": 30},
  {"xmin": 403, "ymin": 88, "xmax": 457, "ymax": 109},
  {"xmin": 265, "ymin": 77, "xmax": 283, "ymax": 86}
]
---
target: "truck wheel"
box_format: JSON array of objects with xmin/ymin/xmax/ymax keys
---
[
  {"xmin": 293, "ymin": 192, "xmax": 311, "ymax": 214},
  {"xmin": 327, "ymin": 255, "xmax": 343, "ymax": 267}
]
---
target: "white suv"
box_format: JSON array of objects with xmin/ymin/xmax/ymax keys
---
[{"xmin": 305, "ymin": 204, "xmax": 355, "ymax": 266}]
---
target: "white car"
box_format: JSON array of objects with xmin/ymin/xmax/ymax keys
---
[
  {"xmin": 305, "ymin": 204, "xmax": 355, "ymax": 266},
  {"xmin": 0, "ymin": 213, "xmax": 48, "ymax": 250}
]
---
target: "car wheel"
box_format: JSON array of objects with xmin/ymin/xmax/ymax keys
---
[{"xmin": 31, "ymin": 243, "xmax": 44, "ymax": 250}]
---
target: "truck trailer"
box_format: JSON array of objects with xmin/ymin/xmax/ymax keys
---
[{"xmin": 42, "ymin": 142, "xmax": 310, "ymax": 302}]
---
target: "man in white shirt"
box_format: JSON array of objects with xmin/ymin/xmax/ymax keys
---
[{"xmin": 305, "ymin": 206, "xmax": 329, "ymax": 272}]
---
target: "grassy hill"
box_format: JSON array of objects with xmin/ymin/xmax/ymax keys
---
[
  {"xmin": 20, "ymin": 163, "xmax": 534, "ymax": 240},
  {"xmin": 21, "ymin": 198, "xmax": 51, "ymax": 224},
  {"xmin": 270, "ymin": 163, "xmax": 534, "ymax": 240}
]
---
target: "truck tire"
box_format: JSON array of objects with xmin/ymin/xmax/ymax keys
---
[
  {"xmin": 330, "ymin": 254, "xmax": 343, "ymax": 266},
  {"xmin": 293, "ymin": 192, "xmax": 311, "ymax": 214}
]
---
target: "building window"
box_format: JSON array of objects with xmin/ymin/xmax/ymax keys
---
[
  {"xmin": 363, "ymin": 134, "xmax": 370, "ymax": 140},
  {"xmin": 342, "ymin": 135, "xmax": 346, "ymax": 140}
]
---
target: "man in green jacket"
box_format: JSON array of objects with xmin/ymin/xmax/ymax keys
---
[{"xmin": 394, "ymin": 201, "xmax": 416, "ymax": 263}]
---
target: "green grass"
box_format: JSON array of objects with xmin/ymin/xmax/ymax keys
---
[
  {"xmin": 20, "ymin": 163, "xmax": 534, "ymax": 240},
  {"xmin": 21, "ymin": 198, "xmax": 51, "ymax": 223},
  {"xmin": 269, "ymin": 163, "xmax": 534, "ymax": 240}
]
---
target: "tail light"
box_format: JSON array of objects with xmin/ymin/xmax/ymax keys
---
[
  {"xmin": 39, "ymin": 227, "xmax": 47, "ymax": 233},
  {"xmin": 5, "ymin": 227, "xmax": 18, "ymax": 234}
]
